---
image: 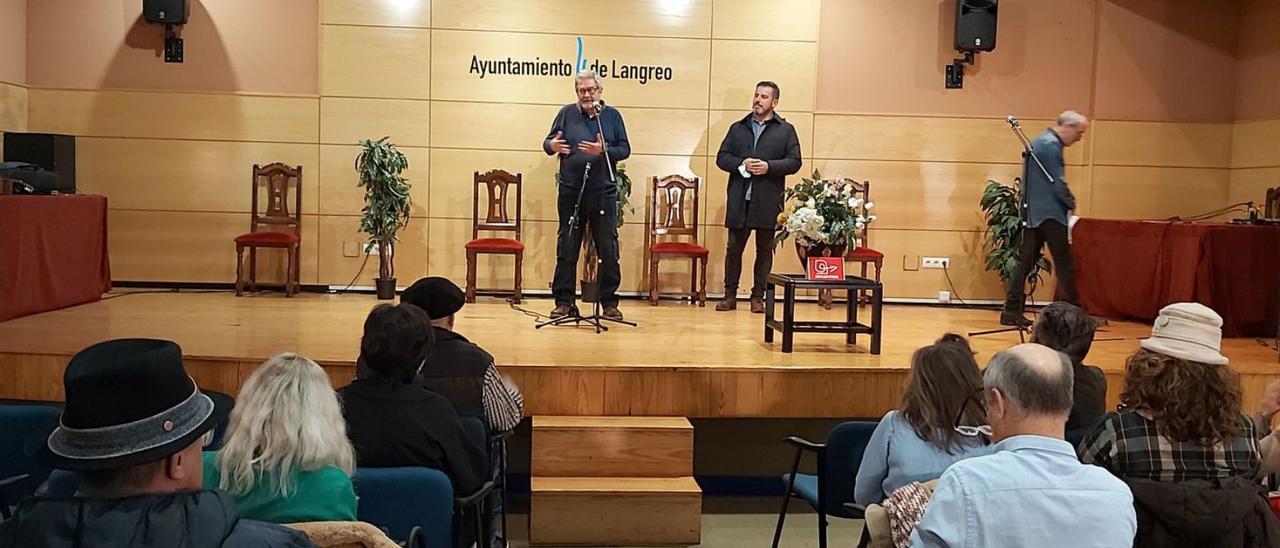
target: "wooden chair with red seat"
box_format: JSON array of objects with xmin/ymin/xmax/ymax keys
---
[
  {"xmin": 646, "ymin": 174, "xmax": 709, "ymax": 306},
  {"xmin": 465, "ymin": 170, "xmax": 524, "ymax": 303},
  {"xmin": 844, "ymin": 179, "xmax": 883, "ymax": 305},
  {"xmin": 235, "ymin": 163, "xmax": 303, "ymax": 297}
]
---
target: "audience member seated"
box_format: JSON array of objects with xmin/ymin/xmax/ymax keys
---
[
  {"xmin": 1078, "ymin": 303, "xmax": 1260, "ymax": 481},
  {"xmin": 854, "ymin": 341, "xmax": 991, "ymax": 505},
  {"xmin": 400, "ymin": 276, "xmax": 525, "ymax": 433},
  {"xmin": 933, "ymin": 333, "xmax": 974, "ymax": 355},
  {"xmin": 910, "ymin": 344, "xmax": 1135, "ymax": 547},
  {"xmin": 1029, "ymin": 301, "xmax": 1105, "ymax": 439},
  {"xmin": 205, "ymin": 353, "xmax": 358, "ymax": 523},
  {"xmin": 340, "ymin": 303, "xmax": 487, "ymax": 495},
  {"xmin": 0, "ymin": 339, "xmax": 311, "ymax": 547}
]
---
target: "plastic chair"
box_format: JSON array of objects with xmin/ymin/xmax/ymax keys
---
[
  {"xmin": 0, "ymin": 403, "xmax": 62, "ymax": 516},
  {"xmin": 772, "ymin": 420, "xmax": 878, "ymax": 548},
  {"xmin": 353, "ymin": 467, "xmax": 492, "ymax": 548}
]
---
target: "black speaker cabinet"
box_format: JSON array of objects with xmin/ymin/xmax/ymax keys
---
[
  {"xmin": 956, "ymin": 0, "xmax": 998, "ymax": 53},
  {"xmin": 143, "ymin": 0, "xmax": 189, "ymax": 24},
  {"xmin": 2, "ymin": 132, "xmax": 76, "ymax": 194}
]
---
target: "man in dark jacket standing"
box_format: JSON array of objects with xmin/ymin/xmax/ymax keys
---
[
  {"xmin": 715, "ymin": 81, "xmax": 802, "ymax": 313},
  {"xmin": 0, "ymin": 339, "xmax": 311, "ymax": 548}
]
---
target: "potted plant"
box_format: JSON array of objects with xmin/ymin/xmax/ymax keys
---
[
  {"xmin": 356, "ymin": 137, "xmax": 412, "ymax": 300},
  {"xmin": 981, "ymin": 179, "xmax": 1051, "ymax": 297},
  {"xmin": 775, "ymin": 170, "xmax": 876, "ymax": 263}
]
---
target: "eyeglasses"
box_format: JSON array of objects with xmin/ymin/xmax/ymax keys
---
[
  {"xmin": 953, "ymin": 388, "xmax": 993, "ymax": 438},
  {"xmin": 576, "ymin": 86, "xmax": 598, "ymax": 96}
]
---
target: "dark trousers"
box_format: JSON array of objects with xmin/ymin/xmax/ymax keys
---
[
  {"xmin": 552, "ymin": 187, "xmax": 620, "ymax": 307},
  {"xmin": 1003, "ymin": 219, "xmax": 1078, "ymax": 314},
  {"xmin": 723, "ymin": 226, "xmax": 775, "ymax": 299}
]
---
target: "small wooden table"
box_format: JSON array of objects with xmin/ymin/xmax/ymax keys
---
[{"xmin": 764, "ymin": 273, "xmax": 883, "ymax": 354}]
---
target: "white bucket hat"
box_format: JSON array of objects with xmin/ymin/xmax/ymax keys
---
[{"xmin": 1139, "ymin": 302, "xmax": 1229, "ymax": 365}]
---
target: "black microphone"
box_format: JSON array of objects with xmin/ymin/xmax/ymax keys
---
[{"xmin": 593, "ymin": 100, "xmax": 605, "ymax": 116}]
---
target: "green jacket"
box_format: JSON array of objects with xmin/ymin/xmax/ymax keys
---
[{"xmin": 202, "ymin": 451, "xmax": 357, "ymax": 524}]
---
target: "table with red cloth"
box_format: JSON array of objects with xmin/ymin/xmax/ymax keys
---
[
  {"xmin": 0, "ymin": 195, "xmax": 111, "ymax": 322},
  {"xmin": 1074, "ymin": 218, "xmax": 1280, "ymax": 338}
]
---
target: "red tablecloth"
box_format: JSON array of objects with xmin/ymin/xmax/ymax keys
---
[
  {"xmin": 1074, "ymin": 218, "xmax": 1280, "ymax": 337},
  {"xmin": 0, "ymin": 195, "xmax": 111, "ymax": 322}
]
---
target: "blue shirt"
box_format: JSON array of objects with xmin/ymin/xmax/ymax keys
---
[
  {"xmin": 854, "ymin": 410, "xmax": 991, "ymax": 505},
  {"xmin": 909, "ymin": 435, "xmax": 1135, "ymax": 548},
  {"xmin": 543, "ymin": 104, "xmax": 631, "ymax": 194},
  {"xmin": 1025, "ymin": 129, "xmax": 1076, "ymax": 228}
]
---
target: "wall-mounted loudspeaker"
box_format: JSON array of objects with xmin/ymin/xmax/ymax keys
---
[
  {"xmin": 143, "ymin": 0, "xmax": 189, "ymax": 25},
  {"xmin": 955, "ymin": 0, "xmax": 998, "ymax": 53}
]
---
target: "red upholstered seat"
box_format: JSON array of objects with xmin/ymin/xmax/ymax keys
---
[
  {"xmin": 848, "ymin": 246, "xmax": 884, "ymax": 261},
  {"xmin": 234, "ymin": 232, "xmax": 300, "ymax": 246},
  {"xmin": 466, "ymin": 237, "xmax": 524, "ymax": 252},
  {"xmin": 650, "ymin": 241, "xmax": 710, "ymax": 257}
]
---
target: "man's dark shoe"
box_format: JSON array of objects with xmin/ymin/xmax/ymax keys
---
[
  {"xmin": 1000, "ymin": 312, "xmax": 1033, "ymax": 328},
  {"xmin": 602, "ymin": 306, "xmax": 624, "ymax": 321},
  {"xmin": 550, "ymin": 305, "xmax": 573, "ymax": 319},
  {"xmin": 750, "ymin": 297, "xmax": 766, "ymax": 314},
  {"xmin": 715, "ymin": 296, "xmax": 737, "ymax": 312}
]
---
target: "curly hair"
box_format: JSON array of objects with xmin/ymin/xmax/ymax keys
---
[{"xmin": 1119, "ymin": 348, "xmax": 1243, "ymax": 444}]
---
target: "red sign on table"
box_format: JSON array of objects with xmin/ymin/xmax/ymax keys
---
[{"xmin": 807, "ymin": 257, "xmax": 845, "ymax": 280}]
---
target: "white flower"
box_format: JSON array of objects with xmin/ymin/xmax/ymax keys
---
[
  {"xmin": 868, "ymin": 215, "xmax": 877, "ymax": 222},
  {"xmin": 806, "ymin": 198, "xmax": 816, "ymax": 208},
  {"xmin": 847, "ymin": 197, "xmax": 858, "ymax": 208},
  {"xmin": 864, "ymin": 201, "xmax": 875, "ymax": 210},
  {"xmin": 855, "ymin": 221, "xmax": 865, "ymax": 230}
]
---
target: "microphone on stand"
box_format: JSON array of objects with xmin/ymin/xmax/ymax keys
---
[{"xmin": 1005, "ymin": 114, "xmax": 1020, "ymax": 129}]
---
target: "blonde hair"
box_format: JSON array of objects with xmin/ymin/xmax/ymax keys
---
[{"xmin": 216, "ymin": 353, "xmax": 356, "ymax": 497}]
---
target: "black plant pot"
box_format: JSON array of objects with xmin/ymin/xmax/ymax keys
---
[{"xmin": 375, "ymin": 277, "xmax": 397, "ymax": 300}]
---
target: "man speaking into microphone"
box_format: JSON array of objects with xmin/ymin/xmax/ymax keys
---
[{"xmin": 542, "ymin": 70, "xmax": 631, "ymax": 321}]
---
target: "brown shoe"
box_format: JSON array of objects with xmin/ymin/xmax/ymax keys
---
[
  {"xmin": 602, "ymin": 306, "xmax": 624, "ymax": 321},
  {"xmin": 550, "ymin": 305, "xmax": 573, "ymax": 319},
  {"xmin": 750, "ymin": 297, "xmax": 766, "ymax": 314},
  {"xmin": 715, "ymin": 296, "xmax": 737, "ymax": 311}
]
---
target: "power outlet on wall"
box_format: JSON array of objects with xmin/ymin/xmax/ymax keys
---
[{"xmin": 922, "ymin": 256, "xmax": 950, "ymax": 269}]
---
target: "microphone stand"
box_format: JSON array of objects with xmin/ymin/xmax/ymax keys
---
[
  {"xmin": 969, "ymin": 117, "xmax": 1051, "ymax": 341},
  {"xmin": 588, "ymin": 105, "xmax": 636, "ymax": 329}
]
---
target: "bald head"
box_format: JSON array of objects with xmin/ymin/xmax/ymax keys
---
[{"xmin": 985, "ymin": 343, "xmax": 1074, "ymax": 416}]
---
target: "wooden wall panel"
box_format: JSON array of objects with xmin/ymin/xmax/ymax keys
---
[
  {"xmin": 75, "ymin": 138, "xmax": 319, "ymax": 214},
  {"xmin": 813, "ymin": 115, "xmax": 1088, "ymax": 165},
  {"xmin": 108, "ymin": 210, "xmax": 320, "ymax": 284},
  {"xmin": 318, "ymin": 144, "xmax": 431, "ymax": 217},
  {"xmin": 1091, "ymin": 121, "xmax": 1233, "ymax": 168},
  {"xmin": 625, "ymin": 109, "xmax": 710, "ymax": 156},
  {"xmin": 0, "ymin": 81, "xmax": 26, "ymax": 133},
  {"xmin": 27, "ymin": 89, "xmax": 319, "ymax": 143},
  {"xmin": 430, "ymin": 101, "xmax": 559, "ymax": 152},
  {"xmin": 1090, "ymin": 166, "xmax": 1232, "ymax": 221},
  {"xmin": 320, "ymin": 97, "xmax": 430, "ymax": 147},
  {"xmin": 432, "ymin": 0, "xmax": 712, "ymax": 38},
  {"xmin": 1232, "ymin": 118, "xmax": 1280, "ymax": 169},
  {"xmin": 321, "ymin": 0, "xmax": 430, "ymax": 28},
  {"xmin": 712, "ymin": 0, "xmax": 819, "ymax": 42},
  {"xmin": 430, "ymin": 30, "xmax": 711, "ymax": 109},
  {"xmin": 321, "ymin": 25, "xmax": 431, "ymax": 100},
  {"xmin": 315, "ymin": 214, "xmax": 430, "ymax": 286},
  {"xmin": 709, "ymin": 40, "xmax": 816, "ymax": 112},
  {"xmin": 427, "ymin": 148, "xmax": 558, "ymax": 221},
  {"xmin": 1229, "ymin": 167, "xmax": 1280, "ymax": 208}
]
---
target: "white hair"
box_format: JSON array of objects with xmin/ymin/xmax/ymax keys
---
[
  {"xmin": 575, "ymin": 70, "xmax": 603, "ymax": 91},
  {"xmin": 1057, "ymin": 110, "xmax": 1089, "ymax": 127},
  {"xmin": 215, "ymin": 353, "xmax": 356, "ymax": 497}
]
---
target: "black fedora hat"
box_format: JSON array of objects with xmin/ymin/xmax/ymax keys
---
[
  {"xmin": 401, "ymin": 276, "xmax": 465, "ymax": 320},
  {"xmin": 46, "ymin": 338, "xmax": 230, "ymax": 470}
]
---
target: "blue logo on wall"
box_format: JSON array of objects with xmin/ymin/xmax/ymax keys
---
[{"xmin": 469, "ymin": 36, "xmax": 674, "ymax": 84}]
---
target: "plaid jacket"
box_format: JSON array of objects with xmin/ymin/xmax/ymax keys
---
[{"xmin": 1078, "ymin": 407, "xmax": 1261, "ymax": 482}]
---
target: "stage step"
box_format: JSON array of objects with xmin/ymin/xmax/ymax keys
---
[
  {"xmin": 531, "ymin": 416, "xmax": 694, "ymax": 478},
  {"xmin": 529, "ymin": 477, "xmax": 702, "ymax": 546}
]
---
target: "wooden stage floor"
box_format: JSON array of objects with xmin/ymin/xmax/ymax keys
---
[{"xmin": 2, "ymin": 290, "xmax": 1277, "ymax": 418}]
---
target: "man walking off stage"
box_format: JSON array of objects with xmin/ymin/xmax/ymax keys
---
[
  {"xmin": 714, "ymin": 81, "xmax": 802, "ymax": 313},
  {"xmin": 1001, "ymin": 110, "xmax": 1089, "ymax": 328},
  {"xmin": 543, "ymin": 70, "xmax": 631, "ymax": 321}
]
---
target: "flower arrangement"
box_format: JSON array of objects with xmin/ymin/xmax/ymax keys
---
[{"xmin": 775, "ymin": 170, "xmax": 876, "ymax": 250}]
